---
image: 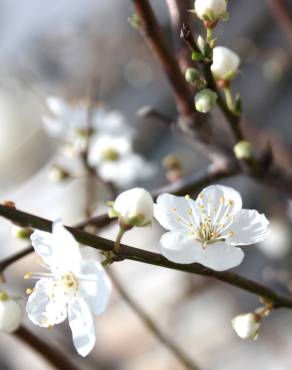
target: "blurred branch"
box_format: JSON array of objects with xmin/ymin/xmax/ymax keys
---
[
  {"xmin": 266, "ymin": 0, "xmax": 292, "ymax": 50},
  {"xmin": 14, "ymin": 326, "xmax": 80, "ymax": 370},
  {"xmin": 1, "ymin": 205, "xmax": 292, "ymax": 309},
  {"xmin": 108, "ymin": 268, "xmax": 200, "ymax": 370}
]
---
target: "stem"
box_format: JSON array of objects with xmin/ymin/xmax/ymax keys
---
[
  {"xmin": 113, "ymin": 227, "xmax": 126, "ymax": 254},
  {"xmin": 223, "ymin": 86, "xmax": 235, "ymax": 113},
  {"xmin": 2, "ymin": 204, "xmax": 292, "ymax": 310},
  {"xmin": 206, "ymin": 27, "xmax": 213, "ymax": 44},
  {"xmin": 108, "ymin": 269, "xmax": 200, "ymax": 370},
  {"xmin": 14, "ymin": 326, "xmax": 80, "ymax": 370}
]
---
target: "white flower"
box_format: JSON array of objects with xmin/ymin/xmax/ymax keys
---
[
  {"xmin": 154, "ymin": 185, "xmax": 270, "ymax": 271},
  {"xmin": 113, "ymin": 188, "xmax": 154, "ymax": 226},
  {"xmin": 194, "ymin": 0, "xmax": 227, "ymax": 21},
  {"xmin": 231, "ymin": 313, "xmax": 261, "ymax": 340},
  {"xmin": 89, "ymin": 134, "xmax": 156, "ymax": 188},
  {"xmin": 26, "ymin": 221, "xmax": 112, "ymax": 357},
  {"xmin": 0, "ymin": 291, "xmax": 22, "ymax": 333},
  {"xmin": 211, "ymin": 46, "xmax": 240, "ymax": 80}
]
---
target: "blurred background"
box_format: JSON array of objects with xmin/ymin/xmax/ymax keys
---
[{"xmin": 0, "ymin": 0, "xmax": 292, "ymax": 369}]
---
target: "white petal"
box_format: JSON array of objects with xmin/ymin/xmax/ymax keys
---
[
  {"xmin": 46, "ymin": 96, "xmax": 68, "ymax": 116},
  {"xmin": 79, "ymin": 260, "xmax": 112, "ymax": 315},
  {"xmin": 42, "ymin": 116, "xmax": 66, "ymax": 137},
  {"xmin": 26, "ymin": 279, "xmax": 67, "ymax": 327},
  {"xmin": 93, "ymin": 109, "xmax": 134, "ymax": 137},
  {"xmin": 160, "ymin": 231, "xmax": 244, "ymax": 271},
  {"xmin": 31, "ymin": 221, "xmax": 81, "ymax": 273},
  {"xmin": 197, "ymin": 184, "xmax": 242, "ymax": 215},
  {"xmin": 154, "ymin": 194, "xmax": 196, "ymax": 231},
  {"xmin": 226, "ymin": 209, "xmax": 270, "ymax": 246},
  {"xmin": 68, "ymin": 298, "xmax": 96, "ymax": 357}
]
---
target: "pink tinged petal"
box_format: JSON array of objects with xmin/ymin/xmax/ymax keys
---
[
  {"xmin": 160, "ymin": 231, "xmax": 244, "ymax": 271},
  {"xmin": 154, "ymin": 194, "xmax": 196, "ymax": 231},
  {"xmin": 79, "ymin": 261, "xmax": 112, "ymax": 316},
  {"xmin": 226, "ymin": 209, "xmax": 270, "ymax": 246},
  {"xmin": 68, "ymin": 298, "xmax": 96, "ymax": 357},
  {"xmin": 197, "ymin": 185, "xmax": 242, "ymax": 216},
  {"xmin": 26, "ymin": 279, "xmax": 67, "ymax": 327}
]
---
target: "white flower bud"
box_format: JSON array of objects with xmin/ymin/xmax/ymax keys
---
[
  {"xmin": 113, "ymin": 188, "xmax": 154, "ymax": 226},
  {"xmin": 233, "ymin": 141, "xmax": 253, "ymax": 160},
  {"xmin": 194, "ymin": 0, "xmax": 227, "ymax": 21},
  {"xmin": 0, "ymin": 292, "xmax": 22, "ymax": 333},
  {"xmin": 211, "ymin": 46, "xmax": 240, "ymax": 81},
  {"xmin": 195, "ymin": 89, "xmax": 218, "ymax": 113},
  {"xmin": 197, "ymin": 35, "xmax": 205, "ymax": 52},
  {"xmin": 231, "ymin": 313, "xmax": 261, "ymax": 340}
]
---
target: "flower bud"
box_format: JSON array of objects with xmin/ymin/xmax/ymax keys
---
[
  {"xmin": 49, "ymin": 165, "xmax": 70, "ymax": 183},
  {"xmin": 233, "ymin": 141, "xmax": 253, "ymax": 160},
  {"xmin": 231, "ymin": 313, "xmax": 261, "ymax": 340},
  {"xmin": 113, "ymin": 188, "xmax": 154, "ymax": 227},
  {"xmin": 197, "ymin": 35, "xmax": 205, "ymax": 52},
  {"xmin": 11, "ymin": 225, "xmax": 33, "ymax": 240},
  {"xmin": 0, "ymin": 291, "xmax": 22, "ymax": 333},
  {"xmin": 185, "ymin": 68, "xmax": 200, "ymax": 84},
  {"xmin": 194, "ymin": 0, "xmax": 227, "ymax": 22},
  {"xmin": 195, "ymin": 88, "xmax": 218, "ymax": 113},
  {"xmin": 211, "ymin": 46, "xmax": 240, "ymax": 81}
]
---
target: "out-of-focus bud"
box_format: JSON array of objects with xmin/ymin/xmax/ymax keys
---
[
  {"xmin": 197, "ymin": 35, "xmax": 206, "ymax": 52},
  {"xmin": 195, "ymin": 88, "xmax": 218, "ymax": 113},
  {"xmin": 49, "ymin": 165, "xmax": 70, "ymax": 183},
  {"xmin": 163, "ymin": 154, "xmax": 182, "ymax": 183},
  {"xmin": 0, "ymin": 291, "xmax": 22, "ymax": 333},
  {"xmin": 194, "ymin": 0, "xmax": 227, "ymax": 22},
  {"xmin": 211, "ymin": 46, "xmax": 240, "ymax": 81},
  {"xmin": 233, "ymin": 141, "xmax": 253, "ymax": 160},
  {"xmin": 231, "ymin": 313, "xmax": 261, "ymax": 340},
  {"xmin": 185, "ymin": 68, "xmax": 200, "ymax": 84},
  {"xmin": 111, "ymin": 188, "xmax": 154, "ymax": 227},
  {"xmin": 11, "ymin": 225, "xmax": 33, "ymax": 240}
]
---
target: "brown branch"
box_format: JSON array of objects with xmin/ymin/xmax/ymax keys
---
[
  {"xmin": 266, "ymin": 0, "xmax": 292, "ymax": 50},
  {"xmin": 14, "ymin": 325, "xmax": 80, "ymax": 370},
  {"xmin": 1, "ymin": 204, "xmax": 292, "ymax": 309},
  {"xmin": 108, "ymin": 269, "xmax": 200, "ymax": 370}
]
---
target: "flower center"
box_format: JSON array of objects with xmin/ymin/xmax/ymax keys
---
[
  {"xmin": 101, "ymin": 147, "xmax": 120, "ymax": 161},
  {"xmin": 61, "ymin": 272, "xmax": 78, "ymax": 292}
]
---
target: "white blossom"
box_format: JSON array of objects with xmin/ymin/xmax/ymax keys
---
[
  {"xmin": 26, "ymin": 221, "xmax": 111, "ymax": 357},
  {"xmin": 231, "ymin": 313, "xmax": 261, "ymax": 340},
  {"xmin": 211, "ymin": 46, "xmax": 240, "ymax": 80},
  {"xmin": 113, "ymin": 188, "xmax": 154, "ymax": 226},
  {"xmin": 154, "ymin": 185, "xmax": 270, "ymax": 271},
  {"xmin": 194, "ymin": 0, "xmax": 227, "ymax": 21},
  {"xmin": 0, "ymin": 291, "xmax": 22, "ymax": 333},
  {"xmin": 88, "ymin": 134, "xmax": 156, "ymax": 188}
]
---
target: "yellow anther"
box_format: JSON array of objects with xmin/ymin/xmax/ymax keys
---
[
  {"xmin": 171, "ymin": 208, "xmax": 177, "ymax": 212},
  {"xmin": 199, "ymin": 194, "xmax": 204, "ymax": 199},
  {"xmin": 219, "ymin": 196, "xmax": 225, "ymax": 204},
  {"xmin": 26, "ymin": 288, "xmax": 33, "ymax": 295},
  {"xmin": 48, "ymin": 325, "xmax": 54, "ymax": 331},
  {"xmin": 227, "ymin": 200, "xmax": 234, "ymax": 206},
  {"xmin": 24, "ymin": 272, "xmax": 32, "ymax": 280},
  {"xmin": 229, "ymin": 231, "xmax": 235, "ymax": 237},
  {"xmin": 188, "ymin": 208, "xmax": 193, "ymax": 215},
  {"xmin": 36, "ymin": 257, "xmax": 44, "ymax": 265},
  {"xmin": 185, "ymin": 194, "xmax": 190, "ymax": 199}
]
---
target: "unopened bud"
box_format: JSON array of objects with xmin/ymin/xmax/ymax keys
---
[
  {"xmin": 185, "ymin": 68, "xmax": 200, "ymax": 84},
  {"xmin": 49, "ymin": 165, "xmax": 70, "ymax": 183},
  {"xmin": 211, "ymin": 46, "xmax": 240, "ymax": 81},
  {"xmin": 11, "ymin": 225, "xmax": 33, "ymax": 240},
  {"xmin": 195, "ymin": 88, "xmax": 218, "ymax": 113},
  {"xmin": 233, "ymin": 141, "xmax": 253, "ymax": 160},
  {"xmin": 0, "ymin": 291, "xmax": 22, "ymax": 333},
  {"xmin": 194, "ymin": 0, "xmax": 227, "ymax": 22},
  {"xmin": 232, "ymin": 313, "xmax": 261, "ymax": 340}
]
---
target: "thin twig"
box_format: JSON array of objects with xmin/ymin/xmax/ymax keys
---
[
  {"xmin": 14, "ymin": 325, "xmax": 80, "ymax": 370},
  {"xmin": 1, "ymin": 205, "xmax": 292, "ymax": 309},
  {"xmin": 108, "ymin": 268, "xmax": 201, "ymax": 370}
]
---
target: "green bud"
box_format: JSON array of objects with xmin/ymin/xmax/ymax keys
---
[
  {"xmin": 185, "ymin": 68, "xmax": 200, "ymax": 84},
  {"xmin": 191, "ymin": 51, "xmax": 204, "ymax": 61},
  {"xmin": 195, "ymin": 88, "xmax": 218, "ymax": 113},
  {"xmin": 12, "ymin": 225, "xmax": 33, "ymax": 240},
  {"xmin": 233, "ymin": 141, "xmax": 253, "ymax": 160},
  {"xmin": 128, "ymin": 13, "xmax": 142, "ymax": 29}
]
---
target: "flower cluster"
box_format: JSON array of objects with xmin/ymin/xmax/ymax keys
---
[{"xmin": 43, "ymin": 96, "xmax": 155, "ymax": 187}]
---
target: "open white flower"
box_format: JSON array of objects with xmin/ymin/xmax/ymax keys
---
[
  {"xmin": 26, "ymin": 221, "xmax": 111, "ymax": 357},
  {"xmin": 89, "ymin": 134, "xmax": 156, "ymax": 188},
  {"xmin": 211, "ymin": 46, "xmax": 240, "ymax": 81},
  {"xmin": 232, "ymin": 313, "xmax": 261, "ymax": 340},
  {"xmin": 194, "ymin": 0, "xmax": 227, "ymax": 21},
  {"xmin": 154, "ymin": 185, "xmax": 270, "ymax": 271},
  {"xmin": 0, "ymin": 290, "xmax": 22, "ymax": 333},
  {"xmin": 112, "ymin": 188, "xmax": 154, "ymax": 226}
]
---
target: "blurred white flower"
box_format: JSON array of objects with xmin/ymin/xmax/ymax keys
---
[
  {"xmin": 194, "ymin": 0, "xmax": 227, "ymax": 21},
  {"xmin": 89, "ymin": 134, "xmax": 156, "ymax": 188},
  {"xmin": 112, "ymin": 188, "xmax": 154, "ymax": 227},
  {"xmin": 211, "ymin": 46, "xmax": 240, "ymax": 81},
  {"xmin": 154, "ymin": 185, "xmax": 270, "ymax": 271},
  {"xmin": 26, "ymin": 221, "xmax": 111, "ymax": 357},
  {"xmin": 0, "ymin": 290, "xmax": 22, "ymax": 333},
  {"xmin": 231, "ymin": 313, "xmax": 261, "ymax": 340},
  {"xmin": 258, "ymin": 218, "xmax": 291, "ymax": 259}
]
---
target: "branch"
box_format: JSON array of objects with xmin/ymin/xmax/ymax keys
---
[
  {"xmin": 108, "ymin": 269, "xmax": 200, "ymax": 370},
  {"xmin": 14, "ymin": 325, "xmax": 80, "ymax": 370},
  {"xmin": 266, "ymin": 0, "xmax": 292, "ymax": 50},
  {"xmin": 1, "ymin": 205, "xmax": 292, "ymax": 309}
]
